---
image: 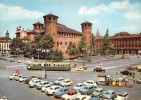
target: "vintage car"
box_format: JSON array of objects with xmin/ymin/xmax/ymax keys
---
[
  {"xmin": 115, "ymin": 91, "xmax": 129, "ymax": 100},
  {"xmin": 41, "ymin": 83, "xmax": 54, "ymax": 92},
  {"xmin": 73, "ymin": 83, "xmax": 85, "ymax": 91},
  {"xmin": 75, "ymin": 94, "xmax": 91, "ymax": 100},
  {"xmin": 54, "ymin": 87, "xmax": 69, "ymax": 99},
  {"xmin": 120, "ymin": 70, "xmax": 133, "ymax": 76},
  {"xmin": 60, "ymin": 79, "xmax": 73, "ymax": 87},
  {"xmin": 75, "ymin": 67, "xmax": 84, "ymax": 71},
  {"xmin": 45, "ymin": 85, "xmax": 60, "ymax": 96},
  {"xmin": 83, "ymin": 80, "xmax": 97, "ymax": 87},
  {"xmin": 102, "ymin": 90, "xmax": 117, "ymax": 100},
  {"xmin": 79, "ymin": 85, "xmax": 95, "ymax": 95},
  {"xmin": 93, "ymin": 66, "xmax": 105, "ymax": 72},
  {"xmin": 54, "ymin": 78, "xmax": 65, "ymax": 85},
  {"xmin": 91, "ymin": 88, "xmax": 103, "ymax": 98},
  {"xmin": 61, "ymin": 89, "xmax": 80, "ymax": 100}
]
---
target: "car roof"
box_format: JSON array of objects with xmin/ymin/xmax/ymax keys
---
[
  {"xmin": 67, "ymin": 89, "xmax": 77, "ymax": 93},
  {"xmin": 60, "ymin": 87, "xmax": 68, "ymax": 90},
  {"xmin": 64, "ymin": 79, "xmax": 71, "ymax": 81},
  {"xmin": 77, "ymin": 83, "xmax": 83, "ymax": 85},
  {"xmin": 58, "ymin": 78, "xmax": 64, "ymax": 79},
  {"xmin": 87, "ymin": 80, "xmax": 94, "ymax": 82},
  {"xmin": 105, "ymin": 90, "xmax": 115, "ymax": 93}
]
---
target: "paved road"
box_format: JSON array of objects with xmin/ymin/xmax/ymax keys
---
[{"xmin": 0, "ymin": 56, "xmax": 141, "ymax": 100}]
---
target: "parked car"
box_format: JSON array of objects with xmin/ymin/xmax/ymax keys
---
[
  {"xmin": 61, "ymin": 89, "xmax": 80, "ymax": 100},
  {"xmin": 54, "ymin": 78, "xmax": 65, "ymax": 85},
  {"xmin": 19, "ymin": 76, "xmax": 28, "ymax": 82},
  {"xmin": 0, "ymin": 95, "xmax": 8, "ymax": 100},
  {"xmin": 41, "ymin": 83, "xmax": 54, "ymax": 92},
  {"xmin": 93, "ymin": 66, "xmax": 105, "ymax": 72},
  {"xmin": 83, "ymin": 80, "xmax": 97, "ymax": 87},
  {"xmin": 102, "ymin": 90, "xmax": 117, "ymax": 100},
  {"xmin": 120, "ymin": 70, "xmax": 133, "ymax": 75},
  {"xmin": 35, "ymin": 81, "xmax": 50, "ymax": 90},
  {"xmin": 45, "ymin": 85, "xmax": 60, "ymax": 96},
  {"xmin": 75, "ymin": 94, "xmax": 91, "ymax": 100},
  {"xmin": 29, "ymin": 79, "xmax": 41, "ymax": 88},
  {"xmin": 24, "ymin": 76, "xmax": 41, "ymax": 84},
  {"xmin": 79, "ymin": 85, "xmax": 95, "ymax": 95},
  {"xmin": 9, "ymin": 73, "xmax": 18, "ymax": 80},
  {"xmin": 91, "ymin": 88, "xmax": 103, "ymax": 98},
  {"xmin": 54, "ymin": 87, "xmax": 69, "ymax": 99},
  {"xmin": 14, "ymin": 74, "xmax": 24, "ymax": 81},
  {"xmin": 115, "ymin": 91, "xmax": 129, "ymax": 100},
  {"xmin": 73, "ymin": 83, "xmax": 85, "ymax": 91},
  {"xmin": 75, "ymin": 67, "xmax": 84, "ymax": 71},
  {"xmin": 60, "ymin": 79, "xmax": 73, "ymax": 87}
]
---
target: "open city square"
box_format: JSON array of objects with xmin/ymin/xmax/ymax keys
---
[{"xmin": 0, "ymin": 0, "xmax": 141, "ymax": 100}]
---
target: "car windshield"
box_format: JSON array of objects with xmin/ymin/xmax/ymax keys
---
[
  {"xmin": 50, "ymin": 88, "xmax": 53, "ymax": 90},
  {"xmin": 104, "ymin": 92, "xmax": 110, "ymax": 95}
]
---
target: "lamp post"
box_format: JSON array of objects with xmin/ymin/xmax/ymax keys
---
[
  {"xmin": 36, "ymin": 48, "xmax": 41, "ymax": 61},
  {"xmin": 42, "ymin": 49, "xmax": 50, "ymax": 79},
  {"xmin": 16, "ymin": 48, "xmax": 20, "ymax": 62}
]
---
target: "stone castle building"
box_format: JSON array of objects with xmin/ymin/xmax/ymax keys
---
[
  {"xmin": 0, "ymin": 31, "xmax": 12, "ymax": 56},
  {"xmin": 15, "ymin": 13, "xmax": 141, "ymax": 57},
  {"xmin": 15, "ymin": 14, "xmax": 92, "ymax": 58}
]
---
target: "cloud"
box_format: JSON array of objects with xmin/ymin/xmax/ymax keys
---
[
  {"xmin": 125, "ymin": 11, "xmax": 141, "ymax": 20},
  {"xmin": 110, "ymin": 0, "xmax": 130, "ymax": 10},
  {"xmin": 0, "ymin": 3, "xmax": 44, "ymax": 21},
  {"xmin": 77, "ymin": 4, "xmax": 114, "ymax": 15}
]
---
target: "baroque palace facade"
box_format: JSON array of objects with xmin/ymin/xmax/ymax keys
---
[
  {"xmin": 0, "ymin": 31, "xmax": 12, "ymax": 55},
  {"xmin": 95, "ymin": 31, "xmax": 141, "ymax": 55},
  {"xmin": 15, "ymin": 13, "xmax": 141, "ymax": 57}
]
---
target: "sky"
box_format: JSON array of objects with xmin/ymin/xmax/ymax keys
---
[{"xmin": 0, "ymin": 0, "xmax": 141, "ymax": 38}]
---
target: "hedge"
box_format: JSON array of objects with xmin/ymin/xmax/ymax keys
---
[{"xmin": 27, "ymin": 66, "xmax": 71, "ymax": 71}]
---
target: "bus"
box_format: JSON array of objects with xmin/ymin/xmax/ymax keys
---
[{"xmin": 27, "ymin": 62, "xmax": 71, "ymax": 71}]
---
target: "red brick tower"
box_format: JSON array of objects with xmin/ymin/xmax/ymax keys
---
[
  {"xmin": 43, "ymin": 14, "xmax": 58, "ymax": 35},
  {"xmin": 43, "ymin": 14, "xmax": 58, "ymax": 49},
  {"xmin": 81, "ymin": 21, "xmax": 92, "ymax": 46}
]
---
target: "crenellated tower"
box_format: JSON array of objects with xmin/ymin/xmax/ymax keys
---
[
  {"xmin": 81, "ymin": 21, "xmax": 92, "ymax": 46},
  {"xmin": 43, "ymin": 14, "xmax": 58, "ymax": 35}
]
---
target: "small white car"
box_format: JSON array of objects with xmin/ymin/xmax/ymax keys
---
[
  {"xmin": 29, "ymin": 79, "xmax": 41, "ymax": 88},
  {"xmin": 54, "ymin": 78, "xmax": 65, "ymax": 85},
  {"xmin": 60, "ymin": 79, "xmax": 73, "ymax": 87},
  {"xmin": 83, "ymin": 80, "xmax": 97, "ymax": 87},
  {"xmin": 115, "ymin": 91, "xmax": 129, "ymax": 100},
  {"xmin": 41, "ymin": 83, "xmax": 54, "ymax": 92},
  {"xmin": 73, "ymin": 83, "xmax": 85, "ymax": 91},
  {"xmin": 75, "ymin": 67, "xmax": 84, "ymax": 71},
  {"xmin": 61, "ymin": 89, "xmax": 80, "ymax": 100},
  {"xmin": 19, "ymin": 76, "xmax": 28, "ymax": 82},
  {"xmin": 45, "ymin": 85, "xmax": 60, "ymax": 95},
  {"xmin": 9, "ymin": 74, "xmax": 18, "ymax": 80}
]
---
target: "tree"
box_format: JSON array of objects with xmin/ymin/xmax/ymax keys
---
[
  {"xmin": 78, "ymin": 34, "xmax": 86, "ymax": 54},
  {"xmin": 103, "ymin": 29, "xmax": 115, "ymax": 55},
  {"xmin": 39, "ymin": 34, "xmax": 54, "ymax": 49},
  {"xmin": 66, "ymin": 42, "xmax": 77, "ymax": 59},
  {"xmin": 10, "ymin": 38, "xmax": 24, "ymax": 55},
  {"xmin": 90, "ymin": 33, "xmax": 95, "ymax": 55}
]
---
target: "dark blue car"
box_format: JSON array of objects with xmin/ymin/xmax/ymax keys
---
[{"xmin": 54, "ymin": 87, "xmax": 69, "ymax": 99}]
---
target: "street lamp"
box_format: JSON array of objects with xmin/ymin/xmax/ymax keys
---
[
  {"xmin": 36, "ymin": 48, "xmax": 41, "ymax": 61},
  {"xmin": 42, "ymin": 49, "xmax": 50, "ymax": 79}
]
